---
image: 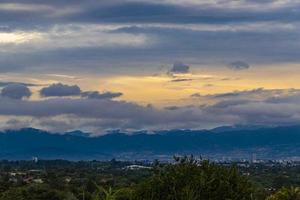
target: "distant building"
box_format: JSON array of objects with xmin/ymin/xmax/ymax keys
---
[{"xmin": 123, "ymin": 165, "xmax": 151, "ymax": 170}]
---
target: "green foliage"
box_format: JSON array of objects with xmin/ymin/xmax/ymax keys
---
[
  {"xmin": 114, "ymin": 188, "xmax": 134, "ymax": 200},
  {"xmin": 0, "ymin": 184, "xmax": 63, "ymax": 200},
  {"xmin": 63, "ymin": 192, "xmax": 78, "ymax": 200},
  {"xmin": 134, "ymin": 156, "xmax": 255, "ymax": 200},
  {"xmin": 92, "ymin": 186, "xmax": 121, "ymax": 200},
  {"xmin": 266, "ymin": 186, "xmax": 300, "ymax": 200},
  {"xmin": 0, "ymin": 159, "xmax": 299, "ymax": 200},
  {"xmin": 0, "ymin": 187, "xmax": 25, "ymax": 200}
]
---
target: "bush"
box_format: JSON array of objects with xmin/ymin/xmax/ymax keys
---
[
  {"xmin": 134, "ymin": 156, "xmax": 255, "ymax": 200},
  {"xmin": 0, "ymin": 184, "xmax": 62, "ymax": 200},
  {"xmin": 266, "ymin": 186, "xmax": 300, "ymax": 200}
]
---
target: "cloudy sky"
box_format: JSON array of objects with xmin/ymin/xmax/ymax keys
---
[{"xmin": 1, "ymin": 0, "xmax": 300, "ymax": 134}]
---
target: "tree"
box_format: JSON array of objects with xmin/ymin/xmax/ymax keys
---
[
  {"xmin": 266, "ymin": 186, "xmax": 300, "ymax": 200},
  {"xmin": 92, "ymin": 185, "xmax": 121, "ymax": 200},
  {"xmin": 64, "ymin": 192, "xmax": 78, "ymax": 200},
  {"xmin": 134, "ymin": 156, "xmax": 255, "ymax": 200},
  {"xmin": 0, "ymin": 184, "xmax": 63, "ymax": 200},
  {"xmin": 0, "ymin": 187, "xmax": 25, "ymax": 200}
]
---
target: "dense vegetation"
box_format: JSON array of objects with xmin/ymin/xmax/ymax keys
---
[{"xmin": 0, "ymin": 157, "xmax": 299, "ymax": 200}]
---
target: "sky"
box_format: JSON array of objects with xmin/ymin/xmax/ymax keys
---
[{"xmin": 1, "ymin": 0, "xmax": 300, "ymax": 134}]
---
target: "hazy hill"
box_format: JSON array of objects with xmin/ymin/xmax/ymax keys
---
[{"xmin": 0, "ymin": 126, "xmax": 299, "ymax": 160}]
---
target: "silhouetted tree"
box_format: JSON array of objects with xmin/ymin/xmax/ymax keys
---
[{"xmin": 134, "ymin": 156, "xmax": 255, "ymax": 200}]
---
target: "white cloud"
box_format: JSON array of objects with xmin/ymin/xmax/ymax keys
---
[
  {"xmin": 0, "ymin": 24, "xmax": 152, "ymax": 52},
  {"xmin": 0, "ymin": 32, "xmax": 42, "ymax": 44},
  {"xmin": 0, "ymin": 2, "xmax": 82, "ymax": 17},
  {"xmin": 1, "ymin": 20, "xmax": 294, "ymax": 50},
  {"xmin": 0, "ymin": 3, "xmax": 53, "ymax": 12},
  {"xmin": 42, "ymin": 24, "xmax": 150, "ymax": 48},
  {"xmin": 137, "ymin": 0, "xmax": 299, "ymax": 11}
]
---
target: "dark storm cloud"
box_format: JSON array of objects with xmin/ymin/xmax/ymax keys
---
[
  {"xmin": 1, "ymin": 84, "xmax": 32, "ymax": 99},
  {"xmin": 40, "ymin": 83, "xmax": 81, "ymax": 97}
]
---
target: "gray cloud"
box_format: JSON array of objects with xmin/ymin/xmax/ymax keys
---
[
  {"xmin": 0, "ymin": 88, "xmax": 300, "ymax": 133},
  {"xmin": 1, "ymin": 84, "xmax": 32, "ymax": 99},
  {"xmin": 2, "ymin": 118, "xmax": 32, "ymax": 131},
  {"xmin": 0, "ymin": 97, "xmax": 235, "ymax": 132},
  {"xmin": 214, "ymin": 88, "xmax": 264, "ymax": 98},
  {"xmin": 228, "ymin": 61, "xmax": 250, "ymax": 70},
  {"xmin": 1, "ymin": 0, "xmax": 300, "ymax": 24},
  {"xmin": 164, "ymin": 106, "xmax": 180, "ymax": 110},
  {"xmin": 190, "ymin": 93, "xmax": 202, "ymax": 98},
  {"xmin": 40, "ymin": 83, "xmax": 123, "ymax": 100},
  {"xmin": 1, "ymin": 0, "xmax": 300, "ymax": 74},
  {"xmin": 204, "ymin": 84, "xmax": 214, "ymax": 87},
  {"xmin": 1, "ymin": 1, "xmax": 300, "ymax": 132},
  {"xmin": 81, "ymin": 91, "xmax": 123, "ymax": 99},
  {"xmin": 40, "ymin": 83, "xmax": 81, "ymax": 97},
  {"xmin": 206, "ymin": 99, "xmax": 300, "ymax": 126},
  {"xmin": 170, "ymin": 78, "xmax": 193, "ymax": 82},
  {"xmin": 191, "ymin": 88, "xmax": 300, "ymax": 102},
  {"xmin": 0, "ymin": 81, "xmax": 38, "ymax": 87},
  {"xmin": 170, "ymin": 61, "xmax": 190, "ymax": 73}
]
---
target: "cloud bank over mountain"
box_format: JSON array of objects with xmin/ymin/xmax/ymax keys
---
[{"xmin": 1, "ymin": 83, "xmax": 300, "ymax": 134}]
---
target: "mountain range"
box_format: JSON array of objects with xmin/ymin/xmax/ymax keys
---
[{"xmin": 0, "ymin": 126, "xmax": 299, "ymax": 160}]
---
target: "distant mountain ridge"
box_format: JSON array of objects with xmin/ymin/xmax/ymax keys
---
[{"xmin": 0, "ymin": 126, "xmax": 299, "ymax": 160}]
